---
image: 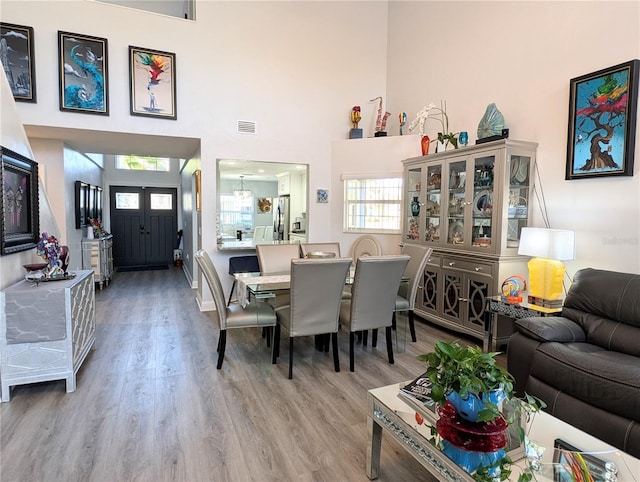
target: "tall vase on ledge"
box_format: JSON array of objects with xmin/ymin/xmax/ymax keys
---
[{"xmin": 421, "ymin": 135, "xmax": 430, "ymax": 156}]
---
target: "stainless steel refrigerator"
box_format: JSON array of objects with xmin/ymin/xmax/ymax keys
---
[{"xmin": 274, "ymin": 195, "xmax": 290, "ymax": 241}]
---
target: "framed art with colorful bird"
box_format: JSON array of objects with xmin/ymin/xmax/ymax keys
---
[
  {"xmin": 129, "ymin": 45, "xmax": 177, "ymax": 120},
  {"xmin": 566, "ymin": 59, "xmax": 639, "ymax": 180}
]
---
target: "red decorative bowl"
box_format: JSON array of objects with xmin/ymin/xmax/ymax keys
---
[{"xmin": 23, "ymin": 263, "xmax": 48, "ymax": 273}]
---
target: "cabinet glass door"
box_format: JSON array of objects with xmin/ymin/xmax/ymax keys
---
[
  {"xmin": 425, "ymin": 164, "xmax": 442, "ymax": 243},
  {"xmin": 446, "ymin": 160, "xmax": 467, "ymax": 246},
  {"xmin": 471, "ymin": 154, "xmax": 496, "ymax": 250},
  {"xmin": 405, "ymin": 167, "xmax": 422, "ymax": 242},
  {"xmin": 507, "ymin": 154, "xmax": 531, "ymax": 248}
]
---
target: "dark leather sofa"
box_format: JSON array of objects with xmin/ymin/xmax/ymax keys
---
[{"xmin": 507, "ymin": 268, "xmax": 640, "ymax": 457}]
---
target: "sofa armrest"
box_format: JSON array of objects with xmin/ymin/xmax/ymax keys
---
[{"xmin": 514, "ymin": 316, "xmax": 586, "ymax": 343}]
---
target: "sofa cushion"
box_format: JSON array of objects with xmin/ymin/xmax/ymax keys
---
[
  {"xmin": 563, "ymin": 268, "xmax": 640, "ymax": 328},
  {"xmin": 562, "ymin": 307, "xmax": 640, "ymax": 357},
  {"xmin": 528, "ymin": 342, "xmax": 640, "ymax": 423},
  {"xmin": 515, "ymin": 317, "xmax": 585, "ymax": 343}
]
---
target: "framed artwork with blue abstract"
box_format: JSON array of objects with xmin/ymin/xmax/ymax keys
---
[
  {"xmin": 58, "ymin": 31, "xmax": 109, "ymax": 115},
  {"xmin": 566, "ymin": 60, "xmax": 639, "ymax": 180},
  {"xmin": 0, "ymin": 22, "xmax": 37, "ymax": 103},
  {"xmin": 129, "ymin": 46, "xmax": 176, "ymax": 120}
]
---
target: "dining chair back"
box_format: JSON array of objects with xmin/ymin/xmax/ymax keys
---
[
  {"xmin": 195, "ymin": 249, "xmax": 276, "ymax": 369},
  {"xmin": 262, "ymin": 225, "xmax": 274, "ymax": 242},
  {"xmin": 300, "ymin": 242, "xmax": 341, "ymax": 258},
  {"xmin": 394, "ymin": 245, "xmax": 433, "ymax": 342},
  {"xmin": 274, "ymin": 257, "xmax": 352, "ymax": 379},
  {"xmin": 351, "ymin": 235, "xmax": 382, "ymax": 261},
  {"xmin": 339, "ymin": 255, "xmax": 410, "ymax": 371},
  {"xmin": 227, "ymin": 255, "xmax": 260, "ymax": 305},
  {"xmin": 256, "ymin": 243, "xmax": 301, "ymax": 273},
  {"xmin": 252, "ymin": 226, "xmax": 266, "ymax": 243}
]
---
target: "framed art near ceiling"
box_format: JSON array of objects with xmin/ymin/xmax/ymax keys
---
[
  {"xmin": 566, "ymin": 59, "xmax": 639, "ymax": 180},
  {"xmin": 129, "ymin": 45, "xmax": 177, "ymax": 120},
  {"xmin": 1, "ymin": 146, "xmax": 40, "ymax": 255},
  {"xmin": 75, "ymin": 180, "xmax": 89, "ymax": 228},
  {"xmin": 0, "ymin": 22, "xmax": 37, "ymax": 103},
  {"xmin": 58, "ymin": 31, "xmax": 109, "ymax": 115}
]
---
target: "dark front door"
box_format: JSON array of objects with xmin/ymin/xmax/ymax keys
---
[{"xmin": 110, "ymin": 186, "xmax": 177, "ymax": 268}]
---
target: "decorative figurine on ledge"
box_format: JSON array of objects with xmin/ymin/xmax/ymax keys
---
[
  {"xmin": 370, "ymin": 96, "xmax": 390, "ymax": 137},
  {"xmin": 349, "ymin": 105, "xmax": 363, "ymax": 139},
  {"xmin": 36, "ymin": 232, "xmax": 70, "ymax": 278},
  {"xmin": 399, "ymin": 112, "xmax": 407, "ymax": 135}
]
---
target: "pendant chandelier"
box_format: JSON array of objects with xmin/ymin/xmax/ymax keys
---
[{"xmin": 233, "ymin": 175, "xmax": 252, "ymax": 199}]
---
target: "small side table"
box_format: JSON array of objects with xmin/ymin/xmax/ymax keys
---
[{"xmin": 483, "ymin": 295, "xmax": 562, "ymax": 353}]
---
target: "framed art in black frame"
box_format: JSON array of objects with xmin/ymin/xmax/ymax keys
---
[
  {"xmin": 75, "ymin": 180, "xmax": 89, "ymax": 228},
  {"xmin": 553, "ymin": 439, "xmax": 608, "ymax": 481},
  {"xmin": 129, "ymin": 45, "xmax": 177, "ymax": 120},
  {"xmin": 96, "ymin": 186, "xmax": 103, "ymax": 222},
  {"xmin": 566, "ymin": 59, "xmax": 639, "ymax": 180},
  {"xmin": 0, "ymin": 22, "xmax": 37, "ymax": 103},
  {"xmin": 1, "ymin": 146, "xmax": 40, "ymax": 255},
  {"xmin": 88, "ymin": 184, "xmax": 97, "ymax": 221},
  {"xmin": 58, "ymin": 31, "xmax": 109, "ymax": 115}
]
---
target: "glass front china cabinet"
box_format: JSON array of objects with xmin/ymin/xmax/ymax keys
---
[{"xmin": 402, "ymin": 139, "xmax": 537, "ymax": 346}]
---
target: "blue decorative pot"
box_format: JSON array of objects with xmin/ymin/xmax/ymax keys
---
[{"xmin": 446, "ymin": 389, "xmax": 506, "ymax": 422}]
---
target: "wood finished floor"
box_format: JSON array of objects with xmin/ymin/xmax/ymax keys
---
[{"xmin": 0, "ymin": 267, "xmax": 504, "ymax": 482}]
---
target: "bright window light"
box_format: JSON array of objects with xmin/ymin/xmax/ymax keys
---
[
  {"xmin": 344, "ymin": 177, "xmax": 402, "ymax": 233},
  {"xmin": 116, "ymin": 155, "xmax": 170, "ymax": 172}
]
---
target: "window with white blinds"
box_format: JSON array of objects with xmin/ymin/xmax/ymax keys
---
[{"xmin": 343, "ymin": 177, "xmax": 402, "ymax": 233}]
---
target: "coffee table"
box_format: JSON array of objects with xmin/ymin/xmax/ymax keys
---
[{"xmin": 367, "ymin": 382, "xmax": 640, "ymax": 481}]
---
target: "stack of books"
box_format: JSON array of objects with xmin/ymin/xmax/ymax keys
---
[
  {"xmin": 527, "ymin": 295, "xmax": 563, "ymax": 309},
  {"xmin": 398, "ymin": 373, "xmax": 438, "ymax": 422}
]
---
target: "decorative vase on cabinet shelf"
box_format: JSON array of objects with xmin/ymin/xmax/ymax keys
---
[{"xmin": 411, "ymin": 197, "xmax": 421, "ymax": 216}]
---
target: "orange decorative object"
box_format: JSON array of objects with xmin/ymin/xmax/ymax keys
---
[{"xmin": 421, "ymin": 135, "xmax": 430, "ymax": 156}]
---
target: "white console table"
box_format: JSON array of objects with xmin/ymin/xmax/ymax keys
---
[{"xmin": 0, "ymin": 270, "xmax": 96, "ymax": 402}]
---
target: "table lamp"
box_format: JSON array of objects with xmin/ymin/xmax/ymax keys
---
[{"xmin": 518, "ymin": 227, "xmax": 575, "ymax": 306}]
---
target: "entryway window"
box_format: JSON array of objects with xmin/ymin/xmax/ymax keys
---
[
  {"xmin": 150, "ymin": 193, "xmax": 172, "ymax": 210},
  {"xmin": 115, "ymin": 192, "xmax": 139, "ymax": 210},
  {"xmin": 115, "ymin": 155, "xmax": 170, "ymax": 172}
]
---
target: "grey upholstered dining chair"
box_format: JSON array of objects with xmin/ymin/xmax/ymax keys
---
[
  {"xmin": 256, "ymin": 243, "xmax": 301, "ymax": 273},
  {"xmin": 195, "ymin": 249, "xmax": 276, "ymax": 369},
  {"xmin": 300, "ymin": 242, "xmax": 341, "ymax": 258},
  {"xmin": 255, "ymin": 243, "xmax": 301, "ymax": 308},
  {"xmin": 273, "ymin": 257, "xmax": 352, "ymax": 379},
  {"xmin": 339, "ymin": 255, "xmax": 410, "ymax": 372},
  {"xmin": 394, "ymin": 245, "xmax": 433, "ymax": 342}
]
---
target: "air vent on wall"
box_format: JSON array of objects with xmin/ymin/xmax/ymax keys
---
[{"xmin": 237, "ymin": 120, "xmax": 257, "ymax": 135}]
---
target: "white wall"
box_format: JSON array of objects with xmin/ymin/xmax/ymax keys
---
[
  {"xmin": 0, "ymin": 65, "xmax": 58, "ymax": 290},
  {"xmin": 331, "ymin": 135, "xmax": 421, "ymax": 255},
  {"xmin": 386, "ymin": 1, "xmax": 640, "ymax": 275},
  {"xmin": 2, "ymin": 0, "xmax": 391, "ymax": 302}
]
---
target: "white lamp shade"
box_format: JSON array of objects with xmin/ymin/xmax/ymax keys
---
[{"xmin": 518, "ymin": 227, "xmax": 575, "ymax": 261}]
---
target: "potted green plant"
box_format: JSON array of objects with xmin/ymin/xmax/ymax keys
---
[{"xmin": 418, "ymin": 340, "xmax": 545, "ymax": 482}]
